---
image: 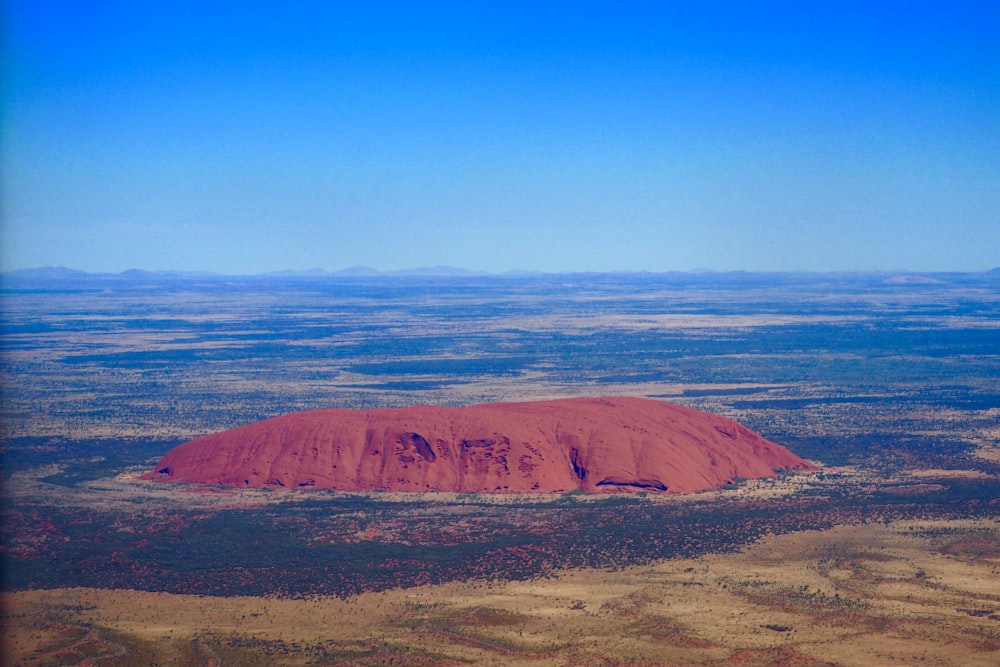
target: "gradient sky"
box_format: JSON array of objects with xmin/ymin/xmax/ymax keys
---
[{"xmin": 3, "ymin": 1, "xmax": 998, "ymax": 274}]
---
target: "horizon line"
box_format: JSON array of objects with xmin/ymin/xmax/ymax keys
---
[{"xmin": 3, "ymin": 265, "xmax": 1000, "ymax": 281}]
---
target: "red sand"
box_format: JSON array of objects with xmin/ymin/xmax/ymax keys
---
[{"xmin": 142, "ymin": 397, "xmax": 817, "ymax": 494}]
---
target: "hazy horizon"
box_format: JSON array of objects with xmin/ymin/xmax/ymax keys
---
[
  {"xmin": 3, "ymin": 2, "xmax": 998, "ymax": 274},
  {"xmin": 6, "ymin": 263, "xmax": 1000, "ymax": 280}
]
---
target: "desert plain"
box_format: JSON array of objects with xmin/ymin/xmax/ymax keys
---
[{"xmin": 2, "ymin": 270, "xmax": 999, "ymax": 665}]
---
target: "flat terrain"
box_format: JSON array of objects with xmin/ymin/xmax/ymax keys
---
[
  {"xmin": 2, "ymin": 270, "xmax": 999, "ymax": 665},
  {"xmin": 5, "ymin": 519, "xmax": 999, "ymax": 666}
]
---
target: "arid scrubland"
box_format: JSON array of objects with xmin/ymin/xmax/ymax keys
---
[
  {"xmin": 5, "ymin": 519, "xmax": 999, "ymax": 666},
  {"xmin": 3, "ymin": 272, "xmax": 999, "ymax": 665}
]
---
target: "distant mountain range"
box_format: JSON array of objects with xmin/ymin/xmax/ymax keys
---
[
  {"xmin": 1, "ymin": 265, "xmax": 501, "ymax": 280},
  {"xmin": 3, "ymin": 265, "xmax": 999, "ymax": 282}
]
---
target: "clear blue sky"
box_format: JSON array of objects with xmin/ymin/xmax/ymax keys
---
[{"xmin": 3, "ymin": 1, "xmax": 998, "ymax": 274}]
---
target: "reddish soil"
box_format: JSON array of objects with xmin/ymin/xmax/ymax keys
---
[{"xmin": 142, "ymin": 397, "xmax": 817, "ymax": 494}]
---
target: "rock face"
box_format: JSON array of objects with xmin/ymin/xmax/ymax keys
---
[{"xmin": 143, "ymin": 397, "xmax": 817, "ymax": 494}]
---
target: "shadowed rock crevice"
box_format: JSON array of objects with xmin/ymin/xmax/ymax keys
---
[
  {"xmin": 397, "ymin": 432, "xmax": 436, "ymax": 462},
  {"xmin": 596, "ymin": 478, "xmax": 669, "ymax": 491},
  {"xmin": 570, "ymin": 447, "xmax": 587, "ymax": 481}
]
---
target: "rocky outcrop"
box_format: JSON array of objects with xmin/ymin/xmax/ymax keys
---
[{"xmin": 143, "ymin": 397, "xmax": 817, "ymax": 494}]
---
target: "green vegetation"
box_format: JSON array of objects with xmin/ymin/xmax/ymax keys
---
[{"xmin": 4, "ymin": 473, "xmax": 998, "ymax": 597}]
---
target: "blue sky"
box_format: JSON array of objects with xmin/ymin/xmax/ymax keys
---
[{"xmin": 3, "ymin": 1, "xmax": 998, "ymax": 273}]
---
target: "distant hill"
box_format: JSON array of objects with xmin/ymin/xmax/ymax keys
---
[
  {"xmin": 2, "ymin": 266, "xmax": 96, "ymax": 280},
  {"xmin": 332, "ymin": 265, "xmax": 381, "ymax": 276},
  {"xmin": 258, "ymin": 268, "xmax": 331, "ymax": 277},
  {"xmin": 1, "ymin": 267, "xmax": 220, "ymax": 281}
]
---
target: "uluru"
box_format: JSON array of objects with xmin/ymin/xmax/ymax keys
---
[{"xmin": 143, "ymin": 397, "xmax": 817, "ymax": 494}]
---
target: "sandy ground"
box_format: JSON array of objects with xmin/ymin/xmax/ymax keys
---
[{"xmin": 5, "ymin": 518, "xmax": 1000, "ymax": 666}]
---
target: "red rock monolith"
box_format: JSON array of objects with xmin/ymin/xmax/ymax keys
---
[{"xmin": 142, "ymin": 397, "xmax": 817, "ymax": 494}]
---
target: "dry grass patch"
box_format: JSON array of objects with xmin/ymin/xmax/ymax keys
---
[{"xmin": 4, "ymin": 519, "xmax": 1000, "ymax": 666}]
